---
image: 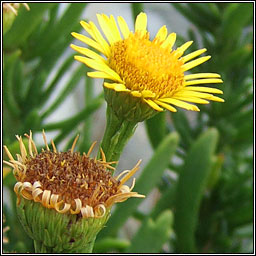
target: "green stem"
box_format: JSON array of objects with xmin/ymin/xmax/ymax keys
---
[{"xmin": 101, "ymin": 106, "xmax": 137, "ymax": 165}]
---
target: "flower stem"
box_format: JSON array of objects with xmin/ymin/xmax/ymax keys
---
[{"xmin": 101, "ymin": 105, "xmax": 137, "ymax": 165}]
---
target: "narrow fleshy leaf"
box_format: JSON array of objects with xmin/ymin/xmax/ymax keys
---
[
  {"xmin": 125, "ymin": 210, "xmax": 173, "ymax": 253},
  {"xmin": 175, "ymin": 128, "xmax": 219, "ymax": 253}
]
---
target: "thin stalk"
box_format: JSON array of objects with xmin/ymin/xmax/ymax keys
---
[{"xmin": 100, "ymin": 106, "xmax": 137, "ymax": 166}]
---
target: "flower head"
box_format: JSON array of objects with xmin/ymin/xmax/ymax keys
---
[
  {"xmin": 4, "ymin": 131, "xmax": 144, "ymax": 218},
  {"xmin": 3, "ymin": 131, "xmax": 144, "ymax": 252},
  {"xmin": 71, "ymin": 12, "xmax": 224, "ymax": 118}
]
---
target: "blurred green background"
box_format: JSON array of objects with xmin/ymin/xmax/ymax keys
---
[{"xmin": 3, "ymin": 3, "xmax": 253, "ymax": 253}]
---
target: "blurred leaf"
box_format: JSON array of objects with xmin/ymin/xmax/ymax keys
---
[
  {"xmin": 221, "ymin": 3, "xmax": 253, "ymax": 41},
  {"xmin": 170, "ymin": 110, "xmax": 194, "ymax": 150},
  {"xmin": 79, "ymin": 71, "xmax": 95, "ymax": 152},
  {"xmin": 12, "ymin": 59, "xmax": 25, "ymax": 107},
  {"xmin": 43, "ymin": 94, "xmax": 104, "ymax": 131},
  {"xmin": 32, "ymin": 3, "xmax": 87, "ymax": 58},
  {"xmin": 206, "ymin": 154, "xmax": 224, "ymax": 190},
  {"xmin": 23, "ymin": 109, "xmax": 41, "ymax": 132},
  {"xmin": 125, "ymin": 210, "xmax": 173, "ymax": 253},
  {"xmin": 41, "ymin": 65, "xmax": 85, "ymax": 119},
  {"xmin": 40, "ymin": 55, "xmax": 74, "ymax": 106},
  {"xmin": 172, "ymin": 3, "xmax": 214, "ymax": 32},
  {"xmin": 187, "ymin": 3, "xmax": 220, "ymax": 28},
  {"xmin": 99, "ymin": 132, "xmax": 179, "ymax": 238},
  {"xmin": 3, "ymin": 50, "xmax": 22, "ymax": 118},
  {"xmin": 93, "ymin": 238, "xmax": 130, "ymax": 253},
  {"xmin": 4, "ymin": 3, "xmax": 56, "ymax": 49},
  {"xmin": 223, "ymin": 45, "xmax": 253, "ymax": 69},
  {"xmin": 150, "ymin": 184, "xmax": 176, "ymax": 219},
  {"xmin": 145, "ymin": 112, "xmax": 166, "ymax": 149},
  {"xmin": 175, "ymin": 128, "xmax": 219, "ymax": 253},
  {"xmin": 24, "ymin": 69, "xmax": 48, "ymax": 112}
]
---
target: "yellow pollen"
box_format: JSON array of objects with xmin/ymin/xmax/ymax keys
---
[{"xmin": 109, "ymin": 32, "xmax": 185, "ymax": 98}]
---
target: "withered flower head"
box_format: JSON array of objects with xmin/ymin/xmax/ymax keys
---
[
  {"xmin": 3, "ymin": 131, "xmax": 144, "ymax": 253},
  {"xmin": 4, "ymin": 131, "xmax": 144, "ymax": 219}
]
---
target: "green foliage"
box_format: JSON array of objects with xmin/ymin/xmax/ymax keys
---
[
  {"xmin": 175, "ymin": 129, "xmax": 219, "ymax": 252},
  {"xmin": 125, "ymin": 210, "xmax": 173, "ymax": 253},
  {"xmin": 3, "ymin": 3, "xmax": 253, "ymax": 254}
]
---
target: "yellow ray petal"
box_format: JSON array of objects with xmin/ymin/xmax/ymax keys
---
[
  {"xmin": 183, "ymin": 86, "xmax": 223, "ymax": 94},
  {"xmin": 182, "ymin": 56, "xmax": 211, "ymax": 72},
  {"xmin": 135, "ymin": 12, "xmax": 147, "ymax": 35},
  {"xmin": 131, "ymin": 91, "xmax": 142, "ymax": 97},
  {"xmin": 185, "ymin": 73, "xmax": 221, "ymax": 80},
  {"xmin": 161, "ymin": 33, "xmax": 176, "ymax": 51},
  {"xmin": 175, "ymin": 41, "xmax": 193, "ymax": 57},
  {"xmin": 141, "ymin": 90, "xmax": 156, "ymax": 98},
  {"xmin": 114, "ymin": 83, "xmax": 130, "ymax": 92},
  {"xmin": 109, "ymin": 15, "xmax": 122, "ymax": 42},
  {"xmin": 104, "ymin": 82, "xmax": 129, "ymax": 92},
  {"xmin": 103, "ymin": 82, "xmax": 115, "ymax": 89},
  {"xmin": 97, "ymin": 14, "xmax": 115, "ymax": 45},
  {"xmin": 175, "ymin": 91, "xmax": 224, "ymax": 102},
  {"xmin": 154, "ymin": 100, "xmax": 177, "ymax": 112},
  {"xmin": 74, "ymin": 56, "xmax": 122, "ymax": 82},
  {"xmin": 87, "ymin": 71, "xmax": 116, "ymax": 80},
  {"xmin": 180, "ymin": 48, "xmax": 207, "ymax": 63},
  {"xmin": 117, "ymin": 16, "xmax": 130, "ymax": 39},
  {"xmin": 184, "ymin": 78, "xmax": 223, "ymax": 86},
  {"xmin": 71, "ymin": 32, "xmax": 105, "ymax": 54},
  {"xmin": 173, "ymin": 96, "xmax": 209, "ymax": 104},
  {"xmin": 143, "ymin": 99, "xmax": 163, "ymax": 112},
  {"xmin": 159, "ymin": 98, "xmax": 200, "ymax": 111},
  {"xmin": 154, "ymin": 25, "xmax": 168, "ymax": 42},
  {"xmin": 207, "ymin": 95, "xmax": 225, "ymax": 102},
  {"xmin": 70, "ymin": 44, "xmax": 106, "ymax": 63},
  {"xmin": 80, "ymin": 20, "xmax": 111, "ymax": 57}
]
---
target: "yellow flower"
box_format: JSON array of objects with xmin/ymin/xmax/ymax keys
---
[
  {"xmin": 3, "ymin": 131, "xmax": 144, "ymax": 219},
  {"xmin": 71, "ymin": 12, "xmax": 224, "ymax": 113}
]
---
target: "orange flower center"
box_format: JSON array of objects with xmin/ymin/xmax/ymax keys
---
[
  {"xmin": 23, "ymin": 151, "xmax": 120, "ymax": 208},
  {"xmin": 109, "ymin": 32, "xmax": 185, "ymax": 98}
]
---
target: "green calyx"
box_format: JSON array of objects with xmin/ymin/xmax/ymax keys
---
[
  {"xmin": 104, "ymin": 87, "xmax": 158, "ymax": 123},
  {"xmin": 101, "ymin": 87, "xmax": 158, "ymax": 164},
  {"xmin": 16, "ymin": 198, "xmax": 110, "ymax": 253}
]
